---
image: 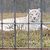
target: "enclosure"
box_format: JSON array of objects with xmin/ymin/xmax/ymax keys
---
[{"xmin": 0, "ymin": 0, "xmax": 50, "ymax": 50}]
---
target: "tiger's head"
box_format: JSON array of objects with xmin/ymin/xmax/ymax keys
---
[{"xmin": 29, "ymin": 8, "xmax": 41, "ymax": 23}]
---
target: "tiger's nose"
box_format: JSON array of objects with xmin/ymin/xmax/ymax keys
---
[{"xmin": 34, "ymin": 17, "xmax": 36, "ymax": 20}]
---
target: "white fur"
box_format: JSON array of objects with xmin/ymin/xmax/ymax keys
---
[{"xmin": 0, "ymin": 8, "xmax": 48, "ymax": 31}]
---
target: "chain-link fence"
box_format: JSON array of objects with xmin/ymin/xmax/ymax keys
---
[{"xmin": 0, "ymin": 0, "xmax": 50, "ymax": 48}]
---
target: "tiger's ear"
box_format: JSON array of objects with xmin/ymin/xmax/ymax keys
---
[
  {"xmin": 29, "ymin": 9, "xmax": 30, "ymax": 11},
  {"xmin": 38, "ymin": 8, "xmax": 41, "ymax": 11},
  {"xmin": 29, "ymin": 9, "xmax": 31, "ymax": 12},
  {"xmin": 29, "ymin": 9, "xmax": 31, "ymax": 14}
]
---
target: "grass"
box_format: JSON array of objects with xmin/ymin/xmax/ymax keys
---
[
  {"xmin": 0, "ymin": 12, "xmax": 27, "ymax": 19},
  {"xmin": 0, "ymin": 29, "xmax": 50, "ymax": 48}
]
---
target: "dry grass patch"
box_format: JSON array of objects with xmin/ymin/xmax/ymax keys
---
[
  {"xmin": 0, "ymin": 13, "xmax": 27, "ymax": 19},
  {"xmin": 0, "ymin": 29, "xmax": 50, "ymax": 47}
]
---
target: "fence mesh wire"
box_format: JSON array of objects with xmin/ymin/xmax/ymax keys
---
[{"xmin": 0, "ymin": 0, "xmax": 50, "ymax": 48}]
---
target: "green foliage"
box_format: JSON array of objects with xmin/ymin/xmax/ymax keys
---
[{"xmin": 0, "ymin": 29, "xmax": 50, "ymax": 48}]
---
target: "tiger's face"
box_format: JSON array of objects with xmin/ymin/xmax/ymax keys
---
[{"xmin": 29, "ymin": 8, "xmax": 41, "ymax": 23}]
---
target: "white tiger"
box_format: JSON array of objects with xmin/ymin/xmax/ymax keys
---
[{"xmin": 0, "ymin": 8, "xmax": 48, "ymax": 31}]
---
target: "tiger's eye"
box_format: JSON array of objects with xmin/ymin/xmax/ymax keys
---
[
  {"xmin": 36, "ymin": 13, "xmax": 38, "ymax": 15},
  {"xmin": 31, "ymin": 14, "xmax": 33, "ymax": 15}
]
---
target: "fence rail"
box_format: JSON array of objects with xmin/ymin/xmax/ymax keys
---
[
  {"xmin": 0, "ymin": 48, "xmax": 50, "ymax": 50},
  {"xmin": 0, "ymin": 22, "xmax": 50, "ymax": 24}
]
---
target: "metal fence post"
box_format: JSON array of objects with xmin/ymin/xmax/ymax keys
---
[
  {"xmin": 28, "ymin": 0, "xmax": 30, "ymax": 48},
  {"xmin": 40, "ymin": 0, "xmax": 43, "ymax": 49},
  {"xmin": 1, "ymin": 0, "xmax": 4, "ymax": 48},
  {"xmin": 14, "ymin": 0, "xmax": 16, "ymax": 48}
]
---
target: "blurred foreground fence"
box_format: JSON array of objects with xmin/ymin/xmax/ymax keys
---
[{"xmin": 0, "ymin": 0, "xmax": 50, "ymax": 50}]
